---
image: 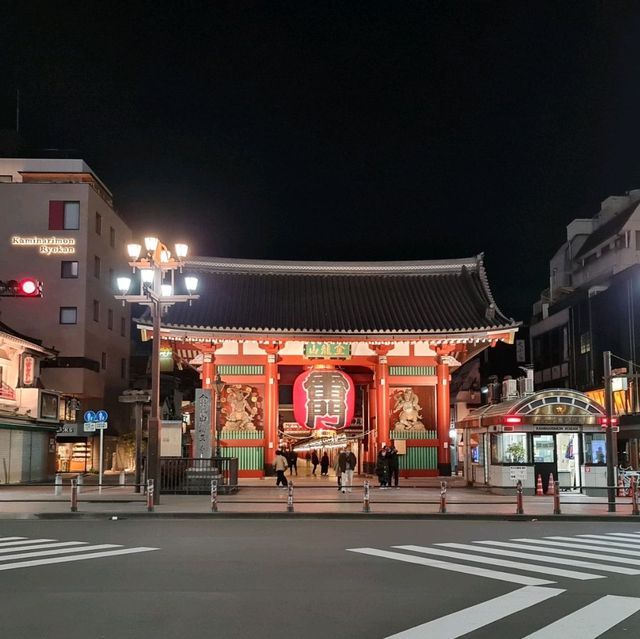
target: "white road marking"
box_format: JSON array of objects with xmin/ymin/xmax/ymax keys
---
[
  {"xmin": 0, "ymin": 537, "xmax": 26, "ymax": 543},
  {"xmin": 0, "ymin": 541, "xmax": 87, "ymax": 554},
  {"xmin": 605, "ymin": 533, "xmax": 640, "ymax": 539},
  {"xmin": 0, "ymin": 538, "xmax": 55, "ymax": 549},
  {"xmin": 435, "ymin": 542, "xmax": 639, "ymax": 575},
  {"xmin": 577, "ymin": 534, "xmax": 640, "ymax": 545},
  {"xmin": 0, "ymin": 544, "xmax": 121, "ymax": 562},
  {"xmin": 475, "ymin": 540, "xmax": 640, "ymax": 566},
  {"xmin": 395, "ymin": 545, "xmax": 604, "ymax": 581},
  {"xmin": 384, "ymin": 586, "xmax": 564, "ymax": 639},
  {"xmin": 0, "ymin": 546, "xmax": 158, "ymax": 571},
  {"xmin": 347, "ymin": 548, "xmax": 553, "ymax": 586},
  {"xmin": 550, "ymin": 536, "xmax": 640, "ymax": 550},
  {"xmin": 521, "ymin": 595, "xmax": 640, "ymax": 639},
  {"xmin": 512, "ymin": 538, "xmax": 640, "ymax": 556}
]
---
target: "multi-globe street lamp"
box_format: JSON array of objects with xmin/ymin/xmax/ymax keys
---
[{"xmin": 115, "ymin": 236, "xmax": 199, "ymax": 504}]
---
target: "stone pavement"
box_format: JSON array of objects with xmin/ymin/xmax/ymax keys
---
[{"xmin": 0, "ymin": 474, "xmax": 637, "ymax": 519}]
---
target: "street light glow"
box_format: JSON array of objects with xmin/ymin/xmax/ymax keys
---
[
  {"xmin": 127, "ymin": 243, "xmax": 142, "ymax": 260},
  {"xmin": 185, "ymin": 276, "xmax": 198, "ymax": 292},
  {"xmin": 116, "ymin": 276, "xmax": 131, "ymax": 293},
  {"xmin": 160, "ymin": 249, "xmax": 171, "ymax": 263},
  {"xmin": 144, "ymin": 236, "xmax": 159, "ymax": 252},
  {"xmin": 141, "ymin": 269, "xmax": 154, "ymax": 283},
  {"xmin": 161, "ymin": 284, "xmax": 173, "ymax": 297},
  {"xmin": 174, "ymin": 243, "xmax": 188, "ymax": 258}
]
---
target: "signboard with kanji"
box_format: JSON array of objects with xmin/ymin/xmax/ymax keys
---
[
  {"xmin": 195, "ymin": 389, "xmax": 212, "ymax": 458},
  {"xmin": 303, "ymin": 343, "xmax": 351, "ymax": 360}
]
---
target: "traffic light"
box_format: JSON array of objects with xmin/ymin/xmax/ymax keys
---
[{"xmin": 0, "ymin": 278, "xmax": 43, "ymax": 297}]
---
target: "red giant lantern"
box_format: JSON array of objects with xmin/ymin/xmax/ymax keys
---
[{"xmin": 293, "ymin": 367, "xmax": 355, "ymax": 430}]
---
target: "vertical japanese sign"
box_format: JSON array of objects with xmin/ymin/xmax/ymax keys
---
[
  {"xmin": 22, "ymin": 355, "xmax": 35, "ymax": 386},
  {"xmin": 195, "ymin": 389, "xmax": 212, "ymax": 458}
]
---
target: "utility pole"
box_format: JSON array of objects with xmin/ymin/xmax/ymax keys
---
[{"xmin": 604, "ymin": 351, "xmax": 618, "ymax": 512}]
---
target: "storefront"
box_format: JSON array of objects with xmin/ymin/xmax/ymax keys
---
[
  {"xmin": 55, "ymin": 424, "xmax": 95, "ymax": 473},
  {"xmin": 140, "ymin": 255, "xmax": 518, "ymax": 477},
  {"xmin": 459, "ymin": 389, "xmax": 609, "ymax": 495}
]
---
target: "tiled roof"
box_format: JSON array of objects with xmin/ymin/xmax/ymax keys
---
[
  {"xmin": 574, "ymin": 201, "xmax": 639, "ymax": 259},
  {"xmin": 154, "ymin": 254, "xmax": 517, "ymax": 336}
]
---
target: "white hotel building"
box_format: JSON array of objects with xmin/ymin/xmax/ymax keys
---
[{"xmin": 0, "ymin": 159, "xmax": 132, "ymax": 470}]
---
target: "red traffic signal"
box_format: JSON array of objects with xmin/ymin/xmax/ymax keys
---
[{"xmin": 16, "ymin": 278, "xmax": 43, "ymax": 297}]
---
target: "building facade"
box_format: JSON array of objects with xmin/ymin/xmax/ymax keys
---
[
  {"xmin": 141, "ymin": 255, "xmax": 518, "ymax": 478},
  {"xmin": 0, "ymin": 158, "xmax": 132, "ymax": 435}
]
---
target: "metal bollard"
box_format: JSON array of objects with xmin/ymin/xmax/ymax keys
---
[
  {"xmin": 363, "ymin": 480, "xmax": 370, "ymax": 513},
  {"xmin": 54, "ymin": 473, "xmax": 63, "ymax": 497},
  {"xmin": 632, "ymin": 476, "xmax": 639, "ymax": 516},
  {"xmin": 70, "ymin": 478, "xmax": 78, "ymax": 512},
  {"xmin": 516, "ymin": 480, "xmax": 524, "ymax": 515},
  {"xmin": 76, "ymin": 474, "xmax": 83, "ymax": 494},
  {"xmin": 146, "ymin": 479, "xmax": 154, "ymax": 512},
  {"xmin": 553, "ymin": 481, "xmax": 561, "ymax": 515},
  {"xmin": 211, "ymin": 478, "xmax": 218, "ymax": 513},
  {"xmin": 439, "ymin": 481, "xmax": 447, "ymax": 514},
  {"xmin": 287, "ymin": 481, "xmax": 294, "ymax": 513},
  {"xmin": 119, "ymin": 470, "xmax": 126, "ymax": 486}
]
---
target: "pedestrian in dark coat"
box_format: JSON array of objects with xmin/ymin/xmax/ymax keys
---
[
  {"xmin": 311, "ymin": 450, "xmax": 319, "ymax": 476},
  {"xmin": 387, "ymin": 443, "xmax": 400, "ymax": 488},
  {"xmin": 320, "ymin": 452, "xmax": 330, "ymax": 476},
  {"xmin": 376, "ymin": 447, "xmax": 390, "ymax": 488},
  {"xmin": 288, "ymin": 450, "xmax": 298, "ymax": 476}
]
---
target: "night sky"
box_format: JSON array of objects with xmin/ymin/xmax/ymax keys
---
[{"xmin": 4, "ymin": 2, "xmax": 640, "ymax": 321}]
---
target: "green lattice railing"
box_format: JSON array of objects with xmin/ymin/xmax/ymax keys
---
[
  {"xmin": 388, "ymin": 366, "xmax": 436, "ymax": 376},
  {"xmin": 390, "ymin": 429, "xmax": 437, "ymax": 439}
]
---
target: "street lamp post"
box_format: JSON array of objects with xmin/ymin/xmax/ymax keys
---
[
  {"xmin": 214, "ymin": 372, "xmax": 225, "ymax": 458},
  {"xmin": 115, "ymin": 237, "xmax": 199, "ymax": 504}
]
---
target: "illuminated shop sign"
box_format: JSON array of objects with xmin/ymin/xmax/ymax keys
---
[
  {"xmin": 303, "ymin": 342, "xmax": 351, "ymax": 359},
  {"xmin": 293, "ymin": 367, "xmax": 355, "ymax": 430},
  {"xmin": 11, "ymin": 236, "xmax": 76, "ymax": 255}
]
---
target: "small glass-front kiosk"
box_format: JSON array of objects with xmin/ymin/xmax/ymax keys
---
[{"xmin": 459, "ymin": 389, "xmax": 608, "ymax": 495}]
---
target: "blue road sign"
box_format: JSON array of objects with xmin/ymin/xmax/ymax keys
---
[
  {"xmin": 96, "ymin": 410, "xmax": 109, "ymax": 422},
  {"xmin": 84, "ymin": 410, "xmax": 96, "ymax": 423}
]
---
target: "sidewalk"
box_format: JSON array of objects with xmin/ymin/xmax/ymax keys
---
[{"xmin": 0, "ymin": 476, "xmax": 638, "ymax": 520}]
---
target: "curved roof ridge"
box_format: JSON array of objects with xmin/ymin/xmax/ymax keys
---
[
  {"xmin": 186, "ymin": 255, "xmax": 482, "ymax": 275},
  {"xmin": 475, "ymin": 253, "xmax": 515, "ymax": 325}
]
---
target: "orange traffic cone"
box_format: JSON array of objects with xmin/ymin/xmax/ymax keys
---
[
  {"xmin": 548, "ymin": 474, "xmax": 555, "ymax": 496},
  {"xmin": 536, "ymin": 474, "xmax": 544, "ymax": 496}
]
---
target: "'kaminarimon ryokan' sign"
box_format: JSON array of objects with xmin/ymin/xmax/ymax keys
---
[{"xmin": 293, "ymin": 368, "xmax": 355, "ymax": 430}]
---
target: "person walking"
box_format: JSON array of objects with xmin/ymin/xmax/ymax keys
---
[
  {"xmin": 288, "ymin": 450, "xmax": 298, "ymax": 476},
  {"xmin": 273, "ymin": 450, "xmax": 288, "ymax": 488},
  {"xmin": 334, "ymin": 456, "xmax": 342, "ymax": 491},
  {"xmin": 311, "ymin": 450, "xmax": 319, "ymax": 476},
  {"xmin": 387, "ymin": 443, "xmax": 400, "ymax": 488},
  {"xmin": 320, "ymin": 452, "xmax": 329, "ymax": 477},
  {"xmin": 376, "ymin": 446, "xmax": 390, "ymax": 488},
  {"xmin": 338, "ymin": 445, "xmax": 357, "ymax": 493}
]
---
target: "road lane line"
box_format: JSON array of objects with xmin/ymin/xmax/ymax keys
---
[
  {"xmin": 0, "ymin": 541, "xmax": 87, "ymax": 554},
  {"xmin": 384, "ymin": 586, "xmax": 564, "ymax": 638},
  {"xmin": 0, "ymin": 544, "xmax": 121, "ymax": 562},
  {"xmin": 347, "ymin": 548, "xmax": 554, "ymax": 586},
  {"xmin": 0, "ymin": 539, "xmax": 55, "ymax": 548},
  {"xmin": 474, "ymin": 540, "xmax": 640, "ymax": 565},
  {"xmin": 0, "ymin": 546, "xmax": 159, "ymax": 571},
  {"xmin": 521, "ymin": 595, "xmax": 640, "ymax": 639},
  {"xmin": 435, "ymin": 543, "xmax": 639, "ymax": 575},
  {"xmin": 550, "ymin": 536, "xmax": 640, "ymax": 549},
  {"xmin": 395, "ymin": 545, "xmax": 604, "ymax": 581},
  {"xmin": 512, "ymin": 538, "xmax": 640, "ymax": 556}
]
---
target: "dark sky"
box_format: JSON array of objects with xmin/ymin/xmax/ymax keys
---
[{"xmin": 4, "ymin": 1, "xmax": 640, "ymax": 321}]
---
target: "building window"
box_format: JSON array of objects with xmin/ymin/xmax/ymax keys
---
[
  {"xmin": 94, "ymin": 255, "xmax": 101, "ymax": 279},
  {"xmin": 490, "ymin": 433, "xmax": 528, "ymax": 464},
  {"xmin": 121, "ymin": 358, "xmax": 127, "ymax": 379},
  {"xmin": 101, "ymin": 352, "xmax": 107, "ymax": 370},
  {"xmin": 49, "ymin": 201, "xmax": 80, "ymax": 230},
  {"xmin": 96, "ymin": 212, "xmax": 102, "ymax": 235},
  {"xmin": 121, "ymin": 316, "xmax": 126, "ymax": 337},
  {"xmin": 580, "ymin": 332, "xmax": 591, "ymax": 355},
  {"xmin": 61, "ymin": 261, "xmax": 79, "ymax": 278},
  {"xmin": 108, "ymin": 308, "xmax": 113, "ymax": 330},
  {"xmin": 93, "ymin": 300, "xmax": 100, "ymax": 322},
  {"xmin": 60, "ymin": 307, "xmax": 77, "ymax": 324},
  {"xmin": 635, "ymin": 230, "xmax": 640, "ymax": 250},
  {"xmin": 110, "ymin": 226, "xmax": 116, "ymax": 248}
]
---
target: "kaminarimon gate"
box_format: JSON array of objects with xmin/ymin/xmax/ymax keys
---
[{"xmin": 141, "ymin": 254, "xmax": 518, "ymax": 478}]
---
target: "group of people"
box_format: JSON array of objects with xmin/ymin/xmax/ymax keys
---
[{"xmin": 375, "ymin": 443, "xmax": 400, "ymax": 489}]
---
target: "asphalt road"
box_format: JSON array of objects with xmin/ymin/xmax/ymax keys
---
[{"xmin": 0, "ymin": 518, "xmax": 639, "ymax": 638}]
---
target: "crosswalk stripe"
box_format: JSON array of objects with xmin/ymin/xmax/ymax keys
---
[
  {"xmin": 577, "ymin": 534, "xmax": 640, "ymax": 545},
  {"xmin": 0, "ymin": 539, "xmax": 55, "ymax": 549},
  {"xmin": 0, "ymin": 544, "xmax": 121, "ymax": 563},
  {"xmin": 384, "ymin": 586, "xmax": 564, "ymax": 639},
  {"xmin": 0, "ymin": 546, "xmax": 158, "ymax": 572},
  {"xmin": 0, "ymin": 537, "xmax": 26, "ymax": 543},
  {"xmin": 475, "ymin": 540, "xmax": 640, "ymax": 566},
  {"xmin": 0, "ymin": 542, "xmax": 87, "ymax": 554},
  {"xmin": 347, "ymin": 548, "xmax": 554, "ymax": 586},
  {"xmin": 605, "ymin": 533, "xmax": 640, "ymax": 539},
  {"xmin": 435, "ymin": 543, "xmax": 640, "ymax": 575},
  {"xmin": 513, "ymin": 538, "xmax": 640, "ymax": 557},
  {"xmin": 550, "ymin": 536, "xmax": 640, "ymax": 549},
  {"xmin": 521, "ymin": 595, "xmax": 640, "ymax": 639},
  {"xmin": 395, "ymin": 545, "xmax": 604, "ymax": 581}
]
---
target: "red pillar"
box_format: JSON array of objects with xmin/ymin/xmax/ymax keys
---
[
  {"xmin": 371, "ymin": 345, "xmax": 393, "ymax": 451},
  {"xmin": 259, "ymin": 342, "xmax": 283, "ymax": 473},
  {"xmin": 436, "ymin": 358, "xmax": 452, "ymax": 476},
  {"xmin": 200, "ymin": 345, "xmax": 220, "ymax": 458}
]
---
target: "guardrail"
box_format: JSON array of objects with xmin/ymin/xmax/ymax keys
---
[{"xmin": 160, "ymin": 457, "xmax": 239, "ymax": 495}]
